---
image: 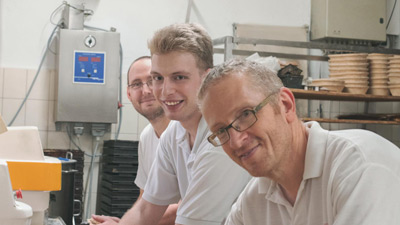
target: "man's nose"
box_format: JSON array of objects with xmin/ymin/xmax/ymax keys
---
[
  {"xmin": 161, "ymin": 79, "xmax": 175, "ymax": 96},
  {"xmin": 228, "ymin": 128, "xmax": 248, "ymax": 149},
  {"xmin": 142, "ymin": 82, "xmax": 152, "ymax": 93}
]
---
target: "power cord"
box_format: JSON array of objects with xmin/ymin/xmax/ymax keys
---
[{"xmin": 8, "ymin": 20, "xmax": 62, "ymax": 126}]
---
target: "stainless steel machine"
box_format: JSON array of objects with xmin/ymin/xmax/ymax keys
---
[
  {"xmin": 55, "ymin": 29, "xmax": 120, "ymax": 124},
  {"xmin": 311, "ymin": 0, "xmax": 387, "ymax": 43}
]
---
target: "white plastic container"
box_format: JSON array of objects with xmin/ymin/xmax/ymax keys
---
[{"xmin": 0, "ymin": 160, "xmax": 32, "ymax": 225}]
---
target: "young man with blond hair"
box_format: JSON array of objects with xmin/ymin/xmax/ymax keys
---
[{"xmin": 119, "ymin": 23, "xmax": 251, "ymax": 225}]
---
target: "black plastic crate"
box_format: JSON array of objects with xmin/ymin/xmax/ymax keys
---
[
  {"xmin": 101, "ymin": 194, "xmax": 137, "ymax": 205},
  {"xmin": 101, "ymin": 186, "xmax": 140, "ymax": 197},
  {"xmin": 103, "ymin": 147, "xmax": 138, "ymax": 156},
  {"xmin": 103, "ymin": 163, "xmax": 138, "ymax": 173},
  {"xmin": 103, "ymin": 140, "xmax": 138, "ymax": 149},
  {"xmin": 102, "ymin": 180, "xmax": 138, "ymax": 191},
  {"xmin": 102, "ymin": 172, "xmax": 137, "ymax": 182}
]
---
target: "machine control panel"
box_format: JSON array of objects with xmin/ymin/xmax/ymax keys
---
[{"xmin": 73, "ymin": 51, "xmax": 105, "ymax": 84}]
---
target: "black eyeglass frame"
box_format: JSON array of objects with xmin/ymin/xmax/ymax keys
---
[
  {"xmin": 128, "ymin": 79, "xmax": 153, "ymax": 90},
  {"xmin": 207, "ymin": 93, "xmax": 275, "ymax": 147}
]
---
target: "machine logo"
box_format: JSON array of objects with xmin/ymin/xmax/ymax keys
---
[{"xmin": 84, "ymin": 35, "xmax": 96, "ymax": 48}]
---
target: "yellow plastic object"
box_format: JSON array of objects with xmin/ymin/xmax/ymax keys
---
[{"xmin": 7, "ymin": 161, "xmax": 61, "ymax": 191}]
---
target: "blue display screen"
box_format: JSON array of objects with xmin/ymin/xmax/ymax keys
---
[{"xmin": 73, "ymin": 51, "xmax": 106, "ymax": 84}]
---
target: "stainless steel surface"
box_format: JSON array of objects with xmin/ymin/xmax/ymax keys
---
[
  {"xmin": 56, "ymin": 29, "xmax": 120, "ymax": 123},
  {"xmin": 213, "ymin": 48, "xmax": 329, "ymax": 61},
  {"xmin": 213, "ymin": 36, "xmax": 400, "ymax": 61},
  {"xmin": 311, "ymin": 0, "xmax": 386, "ymax": 42},
  {"xmin": 61, "ymin": 4, "xmax": 84, "ymax": 30}
]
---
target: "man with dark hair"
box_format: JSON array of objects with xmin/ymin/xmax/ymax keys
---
[{"xmin": 91, "ymin": 56, "xmax": 176, "ymax": 225}]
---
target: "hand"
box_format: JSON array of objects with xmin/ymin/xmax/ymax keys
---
[{"xmin": 90, "ymin": 214, "xmax": 121, "ymax": 225}]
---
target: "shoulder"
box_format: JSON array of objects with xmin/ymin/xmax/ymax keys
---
[
  {"xmin": 327, "ymin": 129, "xmax": 400, "ymax": 163},
  {"xmin": 140, "ymin": 124, "xmax": 154, "ymax": 138}
]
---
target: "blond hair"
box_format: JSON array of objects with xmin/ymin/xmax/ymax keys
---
[{"xmin": 148, "ymin": 23, "xmax": 213, "ymax": 71}]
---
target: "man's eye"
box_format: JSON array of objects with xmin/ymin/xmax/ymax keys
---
[
  {"xmin": 153, "ymin": 76, "xmax": 163, "ymax": 81},
  {"xmin": 241, "ymin": 110, "xmax": 252, "ymax": 118},
  {"xmin": 132, "ymin": 83, "xmax": 141, "ymax": 88},
  {"xmin": 175, "ymin": 75, "xmax": 185, "ymax": 80}
]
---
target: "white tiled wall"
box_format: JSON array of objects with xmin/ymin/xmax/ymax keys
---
[{"xmin": 0, "ymin": 67, "xmax": 148, "ymax": 217}]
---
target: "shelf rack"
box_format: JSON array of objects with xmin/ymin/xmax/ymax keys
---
[
  {"xmin": 213, "ymin": 36, "xmax": 400, "ymax": 125},
  {"xmin": 213, "ymin": 36, "xmax": 400, "ymax": 61},
  {"xmin": 291, "ymin": 89, "xmax": 400, "ymax": 125}
]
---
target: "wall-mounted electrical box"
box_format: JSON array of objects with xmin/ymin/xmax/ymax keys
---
[
  {"xmin": 311, "ymin": 0, "xmax": 386, "ymax": 42},
  {"xmin": 55, "ymin": 29, "xmax": 120, "ymax": 124}
]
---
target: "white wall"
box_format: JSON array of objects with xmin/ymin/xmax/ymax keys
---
[{"xmin": 0, "ymin": 0, "xmax": 310, "ymax": 70}]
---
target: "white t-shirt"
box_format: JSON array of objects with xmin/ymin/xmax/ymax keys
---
[
  {"xmin": 226, "ymin": 121, "xmax": 400, "ymax": 225},
  {"xmin": 143, "ymin": 117, "xmax": 252, "ymax": 225},
  {"xmin": 134, "ymin": 124, "xmax": 160, "ymax": 189}
]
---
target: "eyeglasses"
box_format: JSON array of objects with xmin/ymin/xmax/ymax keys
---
[
  {"xmin": 128, "ymin": 80, "xmax": 153, "ymax": 90},
  {"xmin": 207, "ymin": 94, "xmax": 275, "ymax": 147}
]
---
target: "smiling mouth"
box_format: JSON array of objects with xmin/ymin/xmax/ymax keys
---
[
  {"xmin": 164, "ymin": 100, "xmax": 183, "ymax": 106},
  {"xmin": 239, "ymin": 145, "xmax": 259, "ymax": 160},
  {"xmin": 141, "ymin": 98, "xmax": 156, "ymax": 103}
]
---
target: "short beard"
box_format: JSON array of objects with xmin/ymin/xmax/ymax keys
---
[{"xmin": 141, "ymin": 106, "xmax": 165, "ymax": 121}]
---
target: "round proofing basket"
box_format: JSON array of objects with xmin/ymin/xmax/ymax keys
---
[
  {"xmin": 389, "ymin": 86, "xmax": 400, "ymax": 96},
  {"xmin": 388, "ymin": 75, "xmax": 400, "ymax": 82},
  {"xmin": 370, "ymin": 68, "xmax": 389, "ymax": 73},
  {"xmin": 369, "ymin": 87, "xmax": 390, "ymax": 96},
  {"xmin": 369, "ymin": 64, "xmax": 389, "ymax": 69},
  {"xmin": 370, "ymin": 80, "xmax": 388, "ymax": 86},
  {"xmin": 329, "ymin": 53, "xmax": 368, "ymax": 59},
  {"xmin": 318, "ymin": 85, "xmax": 345, "ymax": 92},
  {"xmin": 329, "ymin": 62, "xmax": 369, "ymax": 67},
  {"xmin": 344, "ymin": 85, "xmax": 369, "ymax": 94}
]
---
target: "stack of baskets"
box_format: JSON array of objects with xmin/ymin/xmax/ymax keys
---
[
  {"xmin": 388, "ymin": 55, "xmax": 400, "ymax": 96},
  {"xmin": 368, "ymin": 53, "xmax": 390, "ymax": 96},
  {"xmin": 328, "ymin": 53, "xmax": 369, "ymax": 94}
]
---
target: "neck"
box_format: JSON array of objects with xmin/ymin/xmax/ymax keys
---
[
  {"xmin": 148, "ymin": 115, "xmax": 170, "ymax": 138},
  {"xmin": 179, "ymin": 112, "xmax": 202, "ymax": 149},
  {"xmin": 276, "ymin": 120, "xmax": 309, "ymax": 206}
]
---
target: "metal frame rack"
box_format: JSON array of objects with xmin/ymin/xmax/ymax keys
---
[{"xmin": 213, "ymin": 36, "xmax": 400, "ymax": 126}]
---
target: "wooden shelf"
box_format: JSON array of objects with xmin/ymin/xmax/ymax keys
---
[
  {"xmin": 301, "ymin": 118, "xmax": 400, "ymax": 125},
  {"xmin": 291, "ymin": 89, "xmax": 400, "ymax": 102}
]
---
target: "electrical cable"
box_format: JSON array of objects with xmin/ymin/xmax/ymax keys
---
[
  {"xmin": 387, "ymin": 0, "xmax": 398, "ymax": 30},
  {"xmin": 50, "ymin": 2, "xmax": 67, "ymax": 26},
  {"xmin": 84, "ymin": 137, "xmax": 100, "ymax": 220},
  {"xmin": 115, "ymin": 43, "xmax": 124, "ymax": 140},
  {"xmin": 8, "ymin": 20, "xmax": 62, "ymax": 126},
  {"xmin": 66, "ymin": 125, "xmax": 83, "ymax": 151},
  {"xmin": 66, "ymin": 125, "xmax": 101, "ymax": 157},
  {"xmin": 83, "ymin": 24, "xmax": 124, "ymax": 140}
]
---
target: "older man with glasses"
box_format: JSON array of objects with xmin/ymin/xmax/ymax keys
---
[{"xmin": 198, "ymin": 58, "xmax": 400, "ymax": 225}]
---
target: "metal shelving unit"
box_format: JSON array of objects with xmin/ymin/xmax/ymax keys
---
[
  {"xmin": 213, "ymin": 36, "xmax": 400, "ymax": 125},
  {"xmin": 213, "ymin": 36, "xmax": 400, "ymax": 61}
]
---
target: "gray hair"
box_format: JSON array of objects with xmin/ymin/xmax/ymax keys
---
[
  {"xmin": 198, "ymin": 59, "xmax": 283, "ymax": 109},
  {"xmin": 148, "ymin": 23, "xmax": 213, "ymax": 71}
]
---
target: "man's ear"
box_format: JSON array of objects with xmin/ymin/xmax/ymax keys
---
[
  {"xmin": 201, "ymin": 68, "xmax": 212, "ymax": 78},
  {"xmin": 279, "ymin": 87, "xmax": 297, "ymax": 123},
  {"xmin": 127, "ymin": 86, "xmax": 132, "ymax": 101}
]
